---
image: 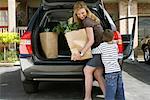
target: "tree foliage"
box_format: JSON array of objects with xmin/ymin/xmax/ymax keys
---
[
  {"xmin": 0, "ymin": 32, "xmax": 20, "ymax": 44},
  {"xmin": 0, "ymin": 32, "xmax": 20, "ymax": 62}
]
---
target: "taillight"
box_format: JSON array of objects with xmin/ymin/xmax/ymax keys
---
[
  {"xmin": 19, "ymin": 31, "xmax": 32, "ymax": 57},
  {"xmin": 113, "ymin": 31, "xmax": 124, "ymax": 58}
]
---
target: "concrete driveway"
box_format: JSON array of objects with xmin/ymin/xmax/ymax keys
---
[{"xmin": 0, "ymin": 61, "xmax": 150, "ymax": 100}]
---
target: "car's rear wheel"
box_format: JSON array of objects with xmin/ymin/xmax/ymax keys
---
[
  {"xmin": 143, "ymin": 45, "xmax": 150, "ymax": 64},
  {"xmin": 23, "ymin": 80, "xmax": 39, "ymax": 93}
]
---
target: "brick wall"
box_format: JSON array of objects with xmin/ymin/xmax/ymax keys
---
[
  {"xmin": 105, "ymin": 3, "xmax": 119, "ymax": 20},
  {"xmin": 104, "ymin": 3, "xmax": 150, "ymax": 20},
  {"xmin": 138, "ymin": 3, "xmax": 150, "ymax": 16}
]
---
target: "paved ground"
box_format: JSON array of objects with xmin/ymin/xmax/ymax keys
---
[
  {"xmin": 0, "ymin": 61, "xmax": 150, "ymax": 100},
  {"xmin": 93, "ymin": 61, "xmax": 150, "ymax": 100},
  {"xmin": 123, "ymin": 61, "xmax": 150, "ymax": 100}
]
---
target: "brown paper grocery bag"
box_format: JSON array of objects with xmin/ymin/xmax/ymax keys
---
[
  {"xmin": 40, "ymin": 32, "xmax": 58, "ymax": 58},
  {"xmin": 65, "ymin": 29, "xmax": 92, "ymax": 60}
]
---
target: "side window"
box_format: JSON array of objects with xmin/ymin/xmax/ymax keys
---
[
  {"xmin": 102, "ymin": 8, "xmax": 116, "ymax": 31},
  {"xmin": 91, "ymin": 8, "xmax": 111, "ymax": 30},
  {"xmin": 95, "ymin": 4, "xmax": 112, "ymax": 30}
]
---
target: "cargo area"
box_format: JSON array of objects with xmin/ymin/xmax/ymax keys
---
[
  {"xmin": 37, "ymin": 24, "xmax": 72, "ymax": 60},
  {"xmin": 33, "ymin": 9, "xmax": 73, "ymax": 60}
]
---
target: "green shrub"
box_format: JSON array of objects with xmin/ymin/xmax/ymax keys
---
[
  {"xmin": 0, "ymin": 32, "xmax": 20, "ymax": 62},
  {"xmin": 0, "ymin": 51, "xmax": 18, "ymax": 63},
  {"xmin": 0, "ymin": 32, "xmax": 20, "ymax": 44}
]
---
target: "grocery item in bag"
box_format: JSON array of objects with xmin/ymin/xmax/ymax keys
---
[
  {"xmin": 40, "ymin": 32, "xmax": 58, "ymax": 58},
  {"xmin": 65, "ymin": 29, "xmax": 92, "ymax": 60}
]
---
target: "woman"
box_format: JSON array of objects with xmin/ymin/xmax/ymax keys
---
[{"xmin": 72, "ymin": 1, "xmax": 105, "ymax": 100}]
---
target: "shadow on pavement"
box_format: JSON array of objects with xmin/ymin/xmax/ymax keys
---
[
  {"xmin": 0, "ymin": 69, "xmax": 29, "ymax": 100},
  {"xmin": 0, "ymin": 67, "xmax": 104, "ymax": 100},
  {"xmin": 123, "ymin": 61, "xmax": 150, "ymax": 85}
]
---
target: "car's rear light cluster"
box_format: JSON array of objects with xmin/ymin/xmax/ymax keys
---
[
  {"xmin": 19, "ymin": 31, "xmax": 32, "ymax": 57},
  {"xmin": 113, "ymin": 31, "xmax": 124, "ymax": 58}
]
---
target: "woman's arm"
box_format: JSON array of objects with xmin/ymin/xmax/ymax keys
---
[
  {"xmin": 71, "ymin": 27, "xmax": 94, "ymax": 61},
  {"xmin": 80, "ymin": 27, "xmax": 94, "ymax": 55}
]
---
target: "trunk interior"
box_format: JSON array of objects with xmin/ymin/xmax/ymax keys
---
[
  {"xmin": 33, "ymin": 8, "xmax": 100, "ymax": 62},
  {"xmin": 35, "ymin": 9, "xmax": 73, "ymax": 61}
]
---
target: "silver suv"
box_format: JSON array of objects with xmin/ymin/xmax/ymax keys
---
[{"xmin": 19, "ymin": 0, "xmax": 136, "ymax": 93}]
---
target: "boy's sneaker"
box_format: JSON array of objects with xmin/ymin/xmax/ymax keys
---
[{"xmin": 96, "ymin": 94, "xmax": 105, "ymax": 98}]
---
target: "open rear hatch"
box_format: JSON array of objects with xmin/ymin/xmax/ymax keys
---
[
  {"xmin": 31, "ymin": 0, "xmax": 100, "ymax": 64},
  {"xmin": 114, "ymin": 17, "xmax": 136, "ymax": 60},
  {"xmin": 31, "ymin": 0, "xmax": 136, "ymax": 64}
]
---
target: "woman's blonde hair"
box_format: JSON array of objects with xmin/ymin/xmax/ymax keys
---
[{"xmin": 73, "ymin": 1, "xmax": 100, "ymax": 24}]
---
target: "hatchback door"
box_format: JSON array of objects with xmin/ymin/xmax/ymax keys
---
[
  {"xmin": 114, "ymin": 17, "xmax": 136, "ymax": 60},
  {"xmin": 31, "ymin": 0, "xmax": 102, "ymax": 64},
  {"xmin": 96, "ymin": 4, "xmax": 136, "ymax": 60}
]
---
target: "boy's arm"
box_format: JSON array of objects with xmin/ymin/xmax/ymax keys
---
[{"xmin": 93, "ymin": 44, "xmax": 102, "ymax": 54}]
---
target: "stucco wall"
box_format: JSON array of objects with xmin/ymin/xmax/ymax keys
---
[{"xmin": 105, "ymin": 2, "xmax": 150, "ymax": 17}]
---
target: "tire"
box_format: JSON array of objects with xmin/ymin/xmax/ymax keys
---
[
  {"xmin": 22, "ymin": 80, "xmax": 39, "ymax": 93},
  {"xmin": 143, "ymin": 46, "xmax": 150, "ymax": 64}
]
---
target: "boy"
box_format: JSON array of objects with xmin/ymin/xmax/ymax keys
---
[{"xmin": 96, "ymin": 29, "xmax": 125, "ymax": 100}]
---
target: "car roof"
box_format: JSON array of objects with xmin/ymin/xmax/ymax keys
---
[
  {"xmin": 42, "ymin": 0, "xmax": 100, "ymax": 6},
  {"xmin": 42, "ymin": 0, "xmax": 98, "ymax": 3}
]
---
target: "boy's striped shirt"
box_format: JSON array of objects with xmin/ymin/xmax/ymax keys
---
[{"xmin": 92, "ymin": 42, "xmax": 121, "ymax": 73}]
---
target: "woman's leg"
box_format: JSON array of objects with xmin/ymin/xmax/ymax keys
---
[
  {"xmin": 83, "ymin": 65, "xmax": 96, "ymax": 100},
  {"xmin": 94, "ymin": 67, "xmax": 105, "ymax": 95}
]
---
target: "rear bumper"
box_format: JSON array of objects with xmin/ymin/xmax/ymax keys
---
[
  {"xmin": 29, "ymin": 72, "xmax": 84, "ymax": 81},
  {"xmin": 20, "ymin": 58, "xmax": 84, "ymax": 81}
]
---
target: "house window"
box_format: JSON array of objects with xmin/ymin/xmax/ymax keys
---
[
  {"xmin": 138, "ymin": 16, "xmax": 150, "ymax": 47},
  {"xmin": 0, "ymin": 10, "xmax": 8, "ymax": 27},
  {"xmin": 138, "ymin": 16, "xmax": 150, "ymax": 39},
  {"xmin": 28, "ymin": 7, "xmax": 38, "ymax": 22}
]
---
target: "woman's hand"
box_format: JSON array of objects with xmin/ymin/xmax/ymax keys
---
[{"xmin": 71, "ymin": 50, "xmax": 81, "ymax": 61}]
